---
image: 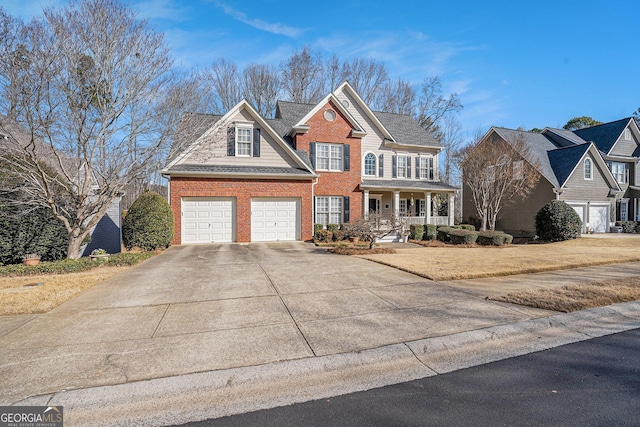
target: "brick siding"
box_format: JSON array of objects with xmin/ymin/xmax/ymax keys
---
[{"xmin": 170, "ymin": 177, "xmax": 313, "ymax": 244}]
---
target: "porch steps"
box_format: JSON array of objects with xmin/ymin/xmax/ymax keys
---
[{"xmin": 376, "ymin": 232, "xmax": 403, "ymax": 243}]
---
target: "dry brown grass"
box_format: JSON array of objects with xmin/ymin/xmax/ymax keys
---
[
  {"xmin": 358, "ymin": 237, "xmax": 640, "ymax": 281},
  {"xmin": 0, "ymin": 266, "xmax": 128, "ymax": 315},
  {"xmin": 329, "ymin": 247, "xmax": 396, "ymax": 255},
  {"xmin": 489, "ymin": 276, "xmax": 640, "ymax": 312}
]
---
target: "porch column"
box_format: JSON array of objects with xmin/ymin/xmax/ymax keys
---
[
  {"xmin": 393, "ymin": 190, "xmax": 400, "ymax": 218},
  {"xmin": 425, "ymin": 192, "xmax": 431, "ymax": 225},
  {"xmin": 363, "ymin": 189, "xmax": 370, "ymax": 219},
  {"xmin": 448, "ymin": 193, "xmax": 455, "ymax": 226}
]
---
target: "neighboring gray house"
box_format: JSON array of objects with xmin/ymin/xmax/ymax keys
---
[
  {"xmin": 462, "ymin": 118, "xmax": 640, "ymax": 235},
  {"xmin": 80, "ymin": 195, "xmax": 122, "ymax": 256}
]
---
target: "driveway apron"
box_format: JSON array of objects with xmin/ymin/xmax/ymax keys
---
[{"xmin": 0, "ymin": 243, "xmax": 551, "ymax": 404}]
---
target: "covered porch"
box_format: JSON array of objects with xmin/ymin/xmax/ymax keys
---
[{"xmin": 360, "ymin": 180, "xmax": 459, "ymax": 227}]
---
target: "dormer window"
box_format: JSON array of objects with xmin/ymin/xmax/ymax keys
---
[
  {"xmin": 624, "ymin": 128, "xmax": 631, "ymax": 140},
  {"xmin": 226, "ymin": 124, "xmax": 260, "ymax": 157},
  {"xmin": 236, "ymin": 127, "xmax": 252, "ymax": 156}
]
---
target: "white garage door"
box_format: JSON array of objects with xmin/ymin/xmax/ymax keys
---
[
  {"xmin": 588, "ymin": 205, "xmax": 609, "ymax": 233},
  {"xmin": 182, "ymin": 197, "xmax": 235, "ymax": 243},
  {"xmin": 569, "ymin": 204, "xmax": 586, "ymax": 233},
  {"xmin": 251, "ymin": 198, "xmax": 299, "ymax": 242}
]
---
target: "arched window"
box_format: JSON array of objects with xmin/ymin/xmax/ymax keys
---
[
  {"xmin": 364, "ymin": 153, "xmax": 376, "ymax": 176},
  {"xmin": 584, "ymin": 158, "xmax": 592, "ymax": 180}
]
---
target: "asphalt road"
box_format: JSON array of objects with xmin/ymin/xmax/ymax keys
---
[{"xmin": 180, "ymin": 328, "xmax": 640, "ymax": 427}]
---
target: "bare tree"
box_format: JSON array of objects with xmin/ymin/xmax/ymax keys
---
[
  {"xmin": 340, "ymin": 58, "xmax": 388, "ymax": 105},
  {"xmin": 242, "ymin": 63, "xmax": 281, "ymax": 117},
  {"xmin": 439, "ymin": 115, "xmax": 464, "ymax": 185},
  {"xmin": 0, "ymin": 0, "xmax": 175, "ymax": 258},
  {"xmin": 325, "ymin": 55, "xmax": 343, "ymax": 93},
  {"xmin": 344, "ymin": 212, "xmax": 409, "ymax": 249},
  {"xmin": 461, "ymin": 133, "xmax": 541, "ymax": 231},
  {"xmin": 208, "ymin": 58, "xmax": 242, "ymax": 113},
  {"xmin": 416, "ymin": 76, "xmax": 463, "ymax": 136},
  {"xmin": 374, "ymin": 78, "xmax": 415, "ymax": 115},
  {"xmin": 280, "ymin": 46, "xmax": 325, "ymax": 104}
]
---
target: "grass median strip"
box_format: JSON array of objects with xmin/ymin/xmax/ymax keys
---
[{"xmin": 488, "ymin": 277, "xmax": 640, "ymax": 312}]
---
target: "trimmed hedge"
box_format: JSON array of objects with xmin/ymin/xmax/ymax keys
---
[
  {"xmin": 458, "ymin": 224, "xmax": 476, "ymax": 231},
  {"xmin": 437, "ymin": 226, "xmax": 453, "ymax": 242},
  {"xmin": 448, "ymin": 229, "xmax": 479, "ymax": 245},
  {"xmin": 327, "ymin": 224, "xmax": 339, "ymax": 233},
  {"xmin": 423, "ymin": 224, "xmax": 437, "ymax": 240},
  {"xmin": 535, "ymin": 200, "xmax": 582, "ymax": 241},
  {"xmin": 123, "ymin": 192, "xmax": 174, "ymax": 250},
  {"xmin": 477, "ymin": 230, "xmax": 513, "ymax": 246},
  {"xmin": 315, "ymin": 230, "xmax": 332, "ymax": 243},
  {"xmin": 0, "ymin": 251, "xmax": 156, "ymax": 277},
  {"xmin": 410, "ymin": 224, "xmax": 424, "ymax": 240}
]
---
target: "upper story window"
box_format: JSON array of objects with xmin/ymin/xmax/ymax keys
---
[
  {"xmin": 513, "ymin": 160, "xmax": 524, "ymax": 180},
  {"xmin": 227, "ymin": 124, "xmax": 260, "ymax": 157},
  {"xmin": 396, "ymin": 155, "xmax": 407, "ymax": 178},
  {"xmin": 609, "ymin": 161, "xmax": 629, "ymax": 184},
  {"xmin": 418, "ymin": 156, "xmax": 436, "ymax": 180},
  {"xmin": 364, "ymin": 153, "xmax": 377, "ymax": 176},
  {"xmin": 584, "ymin": 158, "xmax": 592, "ymax": 180},
  {"xmin": 236, "ymin": 127, "xmax": 252, "ymax": 156},
  {"xmin": 624, "ymin": 129, "xmax": 631, "ymax": 140},
  {"xmin": 311, "ymin": 142, "xmax": 350, "ymax": 172}
]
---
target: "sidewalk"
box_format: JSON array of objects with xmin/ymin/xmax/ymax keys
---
[{"xmin": 1, "ymin": 244, "xmax": 639, "ymax": 426}]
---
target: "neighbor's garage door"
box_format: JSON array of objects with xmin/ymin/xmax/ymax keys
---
[
  {"xmin": 589, "ymin": 204, "xmax": 609, "ymax": 233},
  {"xmin": 251, "ymin": 198, "xmax": 299, "ymax": 242},
  {"xmin": 182, "ymin": 197, "xmax": 235, "ymax": 243},
  {"xmin": 569, "ymin": 204, "xmax": 587, "ymax": 233}
]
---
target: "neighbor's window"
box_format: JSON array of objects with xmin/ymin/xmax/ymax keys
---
[
  {"xmin": 236, "ymin": 127, "xmax": 252, "ymax": 156},
  {"xmin": 513, "ymin": 160, "xmax": 524, "ymax": 180},
  {"xmin": 364, "ymin": 153, "xmax": 377, "ymax": 176},
  {"xmin": 584, "ymin": 158, "xmax": 592, "ymax": 180},
  {"xmin": 419, "ymin": 156, "xmax": 436, "ymax": 180},
  {"xmin": 624, "ymin": 129, "xmax": 631, "ymax": 140},
  {"xmin": 396, "ymin": 155, "xmax": 407, "ymax": 178},
  {"xmin": 609, "ymin": 161, "xmax": 628, "ymax": 184},
  {"xmin": 315, "ymin": 143, "xmax": 343, "ymax": 171},
  {"xmin": 315, "ymin": 196, "xmax": 343, "ymax": 227}
]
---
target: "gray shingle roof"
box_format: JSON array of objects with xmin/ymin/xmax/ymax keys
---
[
  {"xmin": 164, "ymin": 164, "xmax": 314, "ymax": 176},
  {"xmin": 360, "ymin": 179, "xmax": 458, "ymax": 191},
  {"xmin": 167, "ymin": 112, "xmax": 221, "ymax": 164},
  {"xmin": 547, "ymin": 143, "xmax": 590, "ymax": 187},
  {"xmin": 573, "ymin": 118, "xmax": 630, "ymax": 154},
  {"xmin": 373, "ymin": 111, "xmax": 442, "ymax": 148},
  {"xmin": 492, "ymin": 127, "xmax": 561, "ymax": 187}
]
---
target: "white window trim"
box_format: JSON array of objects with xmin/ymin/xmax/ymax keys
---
[
  {"xmin": 315, "ymin": 196, "xmax": 343, "ymax": 227},
  {"xmin": 235, "ymin": 125, "xmax": 253, "ymax": 157},
  {"xmin": 419, "ymin": 155, "xmax": 436, "ymax": 180},
  {"xmin": 583, "ymin": 158, "xmax": 592, "ymax": 180},
  {"xmin": 624, "ymin": 128, "xmax": 631, "ymax": 140},
  {"xmin": 610, "ymin": 161, "xmax": 628, "ymax": 184},
  {"xmin": 315, "ymin": 142, "xmax": 343, "ymax": 172},
  {"xmin": 363, "ymin": 152, "xmax": 377, "ymax": 177},
  {"xmin": 396, "ymin": 154, "xmax": 407, "ymax": 179}
]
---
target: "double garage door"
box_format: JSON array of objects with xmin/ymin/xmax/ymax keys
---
[
  {"xmin": 569, "ymin": 203, "xmax": 610, "ymax": 233},
  {"xmin": 181, "ymin": 197, "xmax": 299, "ymax": 243}
]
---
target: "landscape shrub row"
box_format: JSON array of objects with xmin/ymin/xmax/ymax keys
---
[
  {"xmin": 436, "ymin": 225, "xmax": 513, "ymax": 246},
  {"xmin": 0, "ymin": 251, "xmax": 156, "ymax": 277},
  {"xmin": 616, "ymin": 221, "xmax": 640, "ymax": 233}
]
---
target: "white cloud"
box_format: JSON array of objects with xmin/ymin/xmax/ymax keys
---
[
  {"xmin": 211, "ymin": 0, "xmax": 303, "ymax": 38},
  {"xmin": 133, "ymin": 0, "xmax": 189, "ymax": 21}
]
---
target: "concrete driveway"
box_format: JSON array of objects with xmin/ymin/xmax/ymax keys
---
[{"xmin": 0, "ymin": 242, "xmax": 552, "ymax": 405}]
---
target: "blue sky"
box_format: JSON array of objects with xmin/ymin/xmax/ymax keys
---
[{"xmin": 5, "ymin": 0, "xmax": 639, "ymax": 138}]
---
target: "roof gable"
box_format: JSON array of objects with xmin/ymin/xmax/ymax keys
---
[
  {"xmin": 547, "ymin": 143, "xmax": 591, "ymax": 187},
  {"xmin": 290, "ymin": 89, "xmax": 366, "ymax": 137},
  {"xmin": 573, "ymin": 118, "xmax": 631, "ymax": 155},
  {"xmin": 164, "ymin": 100, "xmax": 315, "ymax": 175}
]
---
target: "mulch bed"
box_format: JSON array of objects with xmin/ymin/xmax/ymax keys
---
[{"xmin": 328, "ymin": 247, "xmax": 396, "ymax": 255}]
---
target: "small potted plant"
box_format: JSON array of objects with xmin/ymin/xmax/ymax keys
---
[
  {"xmin": 22, "ymin": 254, "xmax": 41, "ymax": 266},
  {"xmin": 90, "ymin": 248, "xmax": 109, "ymax": 261}
]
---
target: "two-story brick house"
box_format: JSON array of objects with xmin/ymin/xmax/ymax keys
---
[{"xmin": 163, "ymin": 82, "xmax": 458, "ymax": 244}]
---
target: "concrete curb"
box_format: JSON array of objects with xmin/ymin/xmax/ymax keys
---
[{"xmin": 19, "ymin": 300, "xmax": 640, "ymax": 426}]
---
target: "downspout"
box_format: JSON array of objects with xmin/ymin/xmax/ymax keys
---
[{"xmin": 311, "ymin": 176, "xmax": 318, "ymax": 238}]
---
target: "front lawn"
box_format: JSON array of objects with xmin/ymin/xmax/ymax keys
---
[
  {"xmin": 358, "ymin": 237, "xmax": 640, "ymax": 281},
  {"xmin": 0, "ymin": 251, "xmax": 157, "ymax": 315}
]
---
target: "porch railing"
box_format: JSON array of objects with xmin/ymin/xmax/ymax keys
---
[{"xmin": 404, "ymin": 216, "xmax": 450, "ymax": 226}]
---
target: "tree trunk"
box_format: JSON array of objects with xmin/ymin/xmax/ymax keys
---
[
  {"xmin": 369, "ymin": 240, "xmax": 376, "ymax": 249},
  {"xmin": 67, "ymin": 236, "xmax": 83, "ymax": 259}
]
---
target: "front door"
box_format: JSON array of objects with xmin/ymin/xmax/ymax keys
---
[{"xmin": 369, "ymin": 198, "xmax": 380, "ymax": 214}]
